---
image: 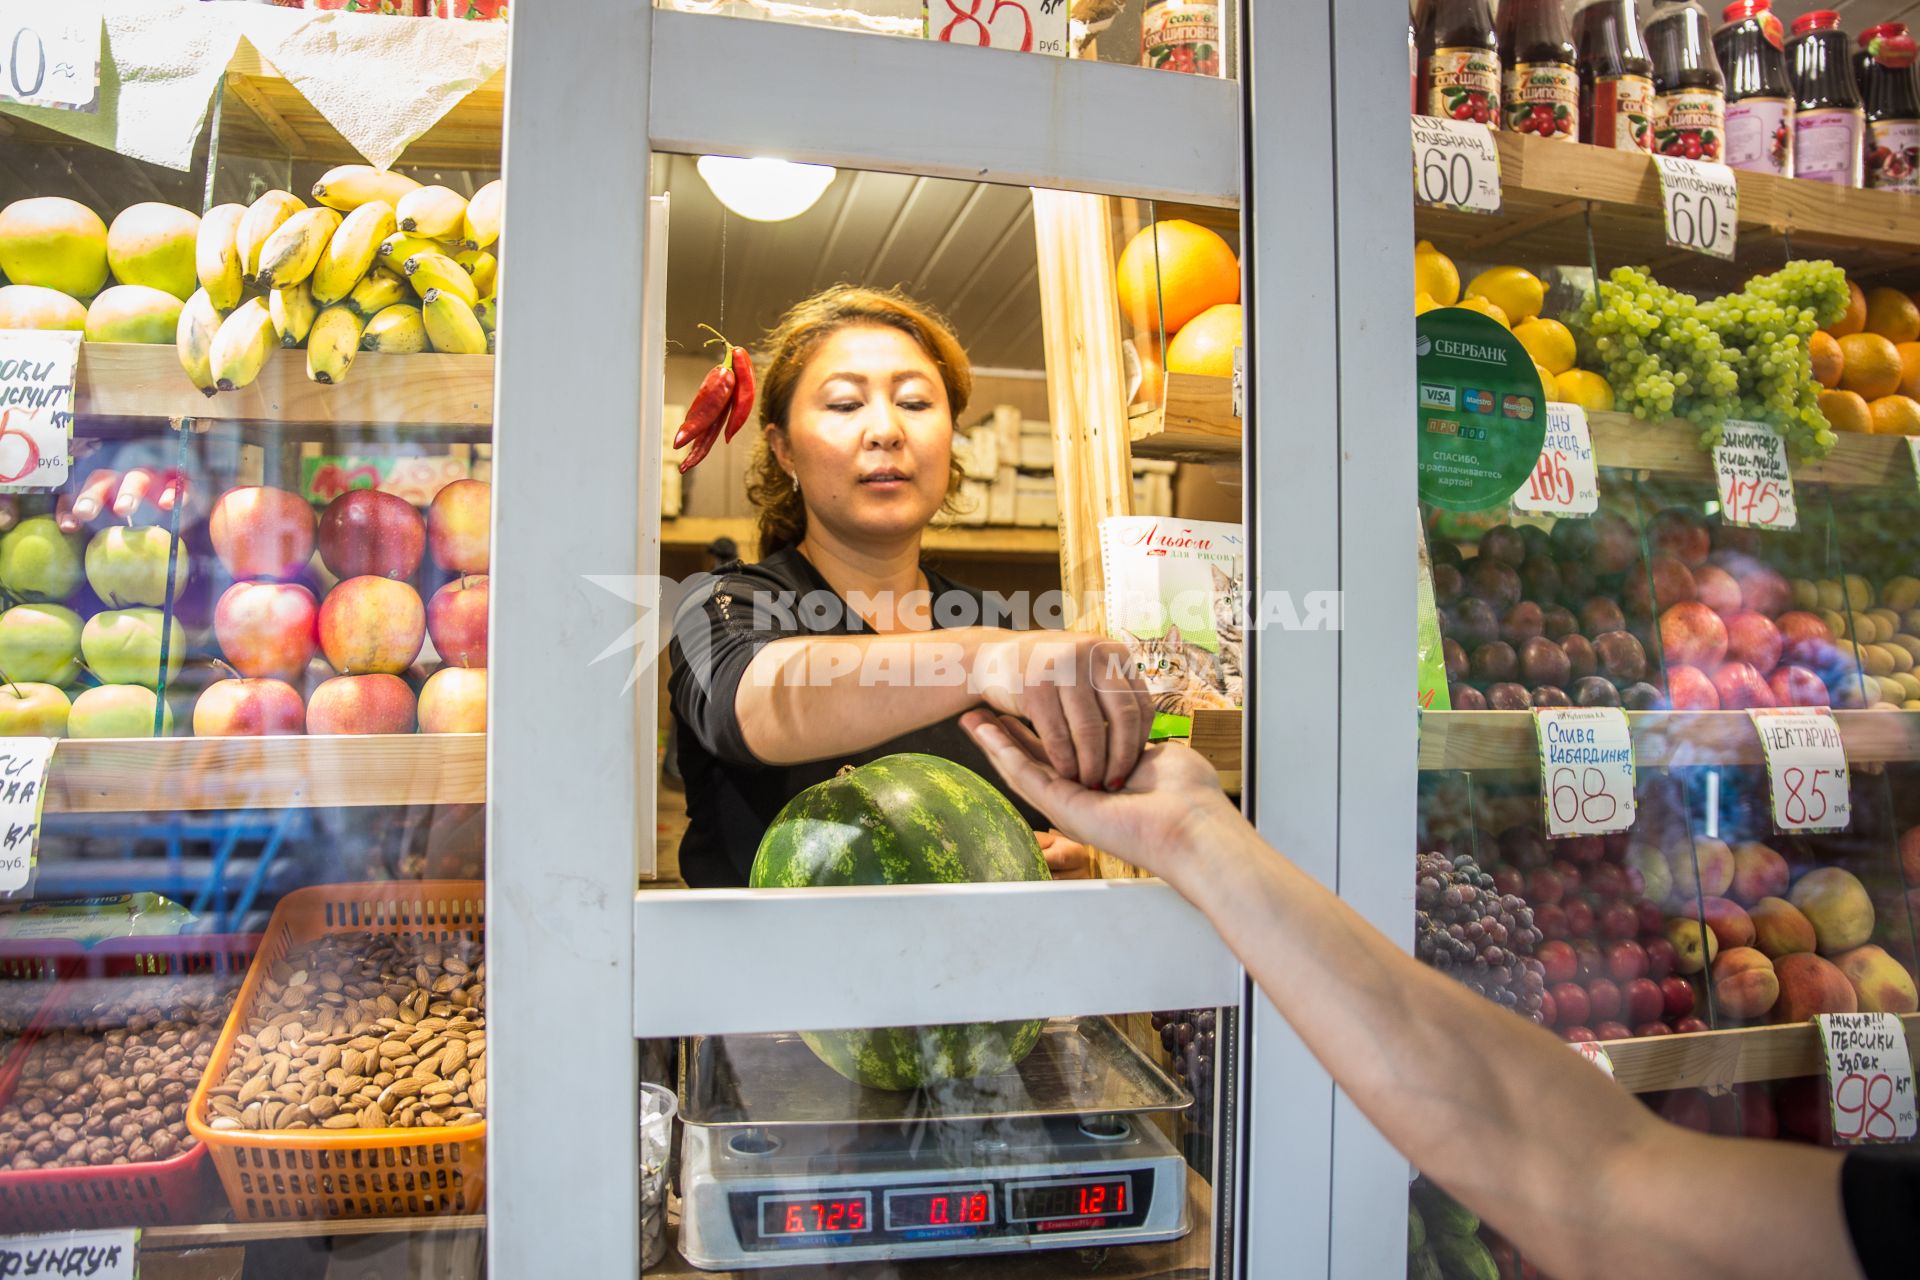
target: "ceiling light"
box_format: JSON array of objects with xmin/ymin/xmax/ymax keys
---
[{"xmin": 696, "ymin": 155, "xmax": 837, "ymax": 222}]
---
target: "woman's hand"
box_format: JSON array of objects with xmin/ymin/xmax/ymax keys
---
[
  {"xmin": 1036, "ymin": 828, "xmax": 1092, "ymax": 879},
  {"xmin": 53, "ymin": 468, "xmax": 191, "ymax": 532},
  {"xmin": 969, "ymin": 631, "xmax": 1153, "ymax": 792}
]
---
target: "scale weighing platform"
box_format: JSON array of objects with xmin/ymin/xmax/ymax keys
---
[{"xmin": 677, "ymin": 1017, "xmax": 1194, "ymax": 1270}]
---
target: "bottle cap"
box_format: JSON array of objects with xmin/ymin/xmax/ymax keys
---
[
  {"xmin": 1720, "ymin": 0, "xmax": 1769, "ymax": 22},
  {"xmin": 1858, "ymin": 22, "xmax": 1895, "ymax": 47},
  {"xmin": 1791, "ymin": 10, "xmax": 1842, "ymax": 35}
]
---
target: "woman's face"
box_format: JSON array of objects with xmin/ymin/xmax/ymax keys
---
[{"xmin": 774, "ymin": 324, "xmax": 953, "ymax": 545}]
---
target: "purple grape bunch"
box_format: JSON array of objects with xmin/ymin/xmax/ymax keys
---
[
  {"xmin": 1415, "ymin": 850, "xmax": 1550, "ymax": 1023},
  {"xmin": 1151, "ymin": 1009, "xmax": 1216, "ymax": 1117}
]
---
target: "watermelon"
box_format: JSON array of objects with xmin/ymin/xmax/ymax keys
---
[{"xmin": 750, "ymin": 753, "xmax": 1051, "ymax": 1091}]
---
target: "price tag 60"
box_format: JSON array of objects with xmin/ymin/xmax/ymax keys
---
[
  {"xmin": 1513, "ymin": 402, "xmax": 1599, "ymax": 517},
  {"xmin": 1817, "ymin": 1013, "xmax": 1917, "ymax": 1144},
  {"xmin": 0, "ymin": 0, "xmax": 101, "ymax": 111},
  {"xmin": 925, "ymin": 0, "xmax": 1068, "ymax": 56},
  {"xmin": 1653, "ymin": 155, "xmax": 1738, "ymax": 260},
  {"xmin": 1411, "ymin": 116, "xmax": 1501, "ymax": 214},
  {"xmin": 1748, "ymin": 707, "xmax": 1850, "ymax": 833},
  {"xmin": 1533, "ymin": 707, "xmax": 1636, "ymax": 837},
  {"xmin": 0, "ymin": 330, "xmax": 75, "ymax": 493},
  {"xmin": 1714, "ymin": 420, "xmax": 1797, "ymax": 531}
]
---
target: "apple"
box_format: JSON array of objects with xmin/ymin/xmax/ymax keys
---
[
  {"xmin": 428, "ymin": 479, "xmax": 490, "ymax": 574},
  {"xmin": 193, "ymin": 678, "xmax": 305, "ymax": 736},
  {"xmin": 426, "ymin": 575, "xmax": 488, "ymax": 668},
  {"xmin": 1723, "ymin": 611, "xmax": 1783, "ymax": 674},
  {"xmin": 210, "ymin": 486, "xmax": 316, "ymax": 581},
  {"xmin": 0, "ymin": 681, "xmax": 68, "ymax": 737},
  {"xmin": 1660, "ymin": 602, "xmax": 1728, "ymax": 670},
  {"xmin": 1769, "ymin": 665, "xmax": 1830, "ymax": 708},
  {"xmin": 80, "ymin": 609, "xmax": 185, "ymax": 688},
  {"xmin": 0, "ymin": 604, "xmax": 83, "ymax": 687},
  {"xmin": 1661, "ymin": 974, "xmax": 1696, "ymax": 1018},
  {"xmin": 1538, "ymin": 940, "xmax": 1578, "ymax": 985},
  {"xmin": 1712, "ymin": 661, "xmax": 1777, "ymax": 711},
  {"xmin": 307, "ymin": 673, "xmax": 415, "ymax": 735},
  {"xmin": 1632, "ymin": 1021, "xmax": 1673, "ymax": 1038},
  {"xmin": 0, "ymin": 517, "xmax": 83, "ymax": 602},
  {"xmin": 67, "ymin": 685, "xmax": 171, "ymax": 738},
  {"xmin": 1598, "ymin": 901, "xmax": 1638, "ymax": 940},
  {"xmin": 1605, "ymin": 939, "xmax": 1648, "ymax": 982},
  {"xmin": 1624, "ymin": 976, "xmax": 1664, "ymax": 1024},
  {"xmin": 84, "ymin": 525, "xmax": 188, "ymax": 608},
  {"xmin": 1674, "ymin": 1016, "xmax": 1709, "ymax": 1033},
  {"xmin": 318, "ymin": 490, "xmax": 426, "ymax": 581},
  {"xmin": 1562, "ymin": 1026, "xmax": 1598, "ymax": 1043},
  {"xmin": 214, "ymin": 582, "xmax": 318, "ymax": 683},
  {"xmin": 318, "ymin": 577, "xmax": 424, "ymax": 675},
  {"xmin": 1563, "ymin": 898, "xmax": 1596, "ymax": 940},
  {"xmin": 418, "ymin": 666, "xmax": 486, "ymax": 733},
  {"xmin": 1594, "ymin": 1020, "xmax": 1633, "ymax": 1041},
  {"xmin": 1587, "ymin": 977, "xmax": 1622, "ymax": 1023},
  {"xmin": 1551, "ymin": 982, "xmax": 1589, "ymax": 1027}
]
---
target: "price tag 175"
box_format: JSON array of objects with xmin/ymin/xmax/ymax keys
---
[
  {"xmin": 1713, "ymin": 419, "xmax": 1797, "ymax": 531},
  {"xmin": 1411, "ymin": 116, "xmax": 1502, "ymax": 214},
  {"xmin": 0, "ymin": 329, "xmax": 75, "ymax": 494},
  {"xmin": 1533, "ymin": 707, "xmax": 1636, "ymax": 837},
  {"xmin": 1748, "ymin": 707, "xmax": 1850, "ymax": 833},
  {"xmin": 0, "ymin": 0, "xmax": 101, "ymax": 111},
  {"xmin": 1512, "ymin": 402, "xmax": 1600, "ymax": 517},
  {"xmin": 1653, "ymin": 155, "xmax": 1738, "ymax": 260},
  {"xmin": 925, "ymin": 0, "xmax": 1068, "ymax": 55},
  {"xmin": 0, "ymin": 1228, "xmax": 137, "ymax": 1280},
  {"xmin": 1816, "ymin": 1013, "xmax": 1917, "ymax": 1144}
]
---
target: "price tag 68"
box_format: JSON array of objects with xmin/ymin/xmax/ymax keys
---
[
  {"xmin": 0, "ymin": 0, "xmax": 102, "ymax": 111},
  {"xmin": 1533, "ymin": 707, "xmax": 1636, "ymax": 837},
  {"xmin": 1411, "ymin": 116, "xmax": 1502, "ymax": 214},
  {"xmin": 1513, "ymin": 402, "xmax": 1600, "ymax": 516},
  {"xmin": 1714, "ymin": 420, "xmax": 1798, "ymax": 531},
  {"xmin": 1816, "ymin": 1013, "xmax": 1917, "ymax": 1144},
  {"xmin": 1748, "ymin": 707, "xmax": 1851, "ymax": 833},
  {"xmin": 1653, "ymin": 155, "xmax": 1738, "ymax": 260}
]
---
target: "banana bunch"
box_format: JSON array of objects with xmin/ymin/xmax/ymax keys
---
[{"xmin": 176, "ymin": 170, "xmax": 503, "ymax": 394}]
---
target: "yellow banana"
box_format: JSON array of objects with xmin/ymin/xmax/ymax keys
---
[
  {"xmin": 347, "ymin": 268, "xmax": 410, "ymax": 319},
  {"xmin": 254, "ymin": 207, "xmax": 342, "ymax": 291},
  {"xmin": 402, "ymin": 251, "xmax": 478, "ymax": 306},
  {"xmin": 311, "ymin": 165, "xmax": 421, "ymax": 212},
  {"xmin": 422, "ymin": 288, "xmax": 487, "ymax": 355},
  {"xmin": 195, "ymin": 203, "xmax": 247, "ymax": 311},
  {"xmin": 306, "ymin": 305, "xmax": 367, "ymax": 385},
  {"xmin": 175, "ymin": 288, "xmax": 221, "ymax": 397},
  {"xmin": 377, "ymin": 232, "xmax": 445, "ymax": 265},
  {"xmin": 310, "ymin": 200, "xmax": 396, "ymax": 306},
  {"xmin": 211, "ymin": 298, "xmax": 276, "ymax": 393},
  {"xmin": 396, "ymin": 185, "xmax": 469, "ymax": 239},
  {"xmin": 461, "ymin": 179, "xmax": 503, "ymax": 249},
  {"xmin": 238, "ymin": 190, "xmax": 305, "ymax": 285},
  {"xmin": 270, "ymin": 280, "xmax": 319, "ymax": 348},
  {"xmin": 452, "ymin": 248, "xmax": 496, "ymax": 297},
  {"xmin": 473, "ymin": 294, "xmax": 498, "ymax": 336},
  {"xmin": 360, "ymin": 303, "xmax": 428, "ymax": 354}
]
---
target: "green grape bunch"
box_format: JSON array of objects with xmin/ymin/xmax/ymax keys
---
[{"xmin": 1701, "ymin": 259, "xmax": 1850, "ymax": 458}]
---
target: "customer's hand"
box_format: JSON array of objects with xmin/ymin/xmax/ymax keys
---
[
  {"xmin": 54, "ymin": 467, "xmax": 191, "ymax": 532},
  {"xmin": 969, "ymin": 631, "xmax": 1153, "ymax": 791},
  {"xmin": 1036, "ymin": 828, "xmax": 1093, "ymax": 879},
  {"xmin": 962, "ymin": 710, "xmax": 1235, "ymax": 879}
]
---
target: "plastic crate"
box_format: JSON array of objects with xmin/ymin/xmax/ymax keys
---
[
  {"xmin": 0, "ymin": 935, "xmax": 257, "ymax": 1230},
  {"xmin": 187, "ymin": 881, "xmax": 485, "ymax": 1222}
]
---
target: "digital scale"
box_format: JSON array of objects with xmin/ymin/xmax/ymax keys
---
[{"xmin": 677, "ymin": 1017, "xmax": 1193, "ymax": 1270}]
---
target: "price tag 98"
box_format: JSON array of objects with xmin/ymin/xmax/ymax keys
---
[
  {"xmin": 1653, "ymin": 155, "xmax": 1738, "ymax": 260},
  {"xmin": 1411, "ymin": 116, "xmax": 1502, "ymax": 214},
  {"xmin": 0, "ymin": 0, "xmax": 101, "ymax": 111},
  {"xmin": 1816, "ymin": 1013, "xmax": 1917, "ymax": 1144}
]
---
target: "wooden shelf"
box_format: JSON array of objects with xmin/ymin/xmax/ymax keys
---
[
  {"xmin": 1129, "ymin": 372, "xmax": 1239, "ymax": 462},
  {"xmin": 144, "ymin": 1212, "xmax": 484, "ymax": 1247},
  {"xmin": 1590, "ymin": 412, "xmax": 1914, "ymax": 489},
  {"xmin": 1417, "ymin": 708, "xmax": 1920, "ymax": 771},
  {"xmin": 1605, "ymin": 1015, "xmax": 1920, "ymax": 1094},
  {"xmin": 43, "ymin": 733, "xmax": 483, "ymax": 813},
  {"xmin": 659, "ymin": 517, "xmax": 1065, "ymax": 562}
]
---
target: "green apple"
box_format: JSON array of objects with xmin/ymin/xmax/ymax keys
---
[
  {"xmin": 0, "ymin": 604, "xmax": 82, "ymax": 687},
  {"xmin": 85, "ymin": 526, "xmax": 188, "ymax": 608},
  {"xmin": 80, "ymin": 608, "xmax": 185, "ymax": 689},
  {"xmin": 67, "ymin": 685, "xmax": 170, "ymax": 738},
  {"xmin": 0, "ymin": 682, "xmax": 69, "ymax": 737},
  {"xmin": 0, "ymin": 517, "xmax": 83, "ymax": 602}
]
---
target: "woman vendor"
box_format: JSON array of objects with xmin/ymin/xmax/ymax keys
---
[{"xmin": 667, "ymin": 286, "xmax": 1152, "ymax": 888}]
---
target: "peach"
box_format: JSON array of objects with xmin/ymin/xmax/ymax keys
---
[
  {"xmin": 1832, "ymin": 944, "xmax": 1920, "ymax": 1014},
  {"xmin": 1666, "ymin": 916, "xmax": 1719, "ymax": 974},
  {"xmin": 1660, "ymin": 602, "xmax": 1728, "ymax": 670},
  {"xmin": 1711, "ymin": 946, "xmax": 1781, "ymax": 1018},
  {"xmin": 1712, "ymin": 660, "xmax": 1777, "ymax": 710},
  {"xmin": 1699, "ymin": 896, "xmax": 1756, "ymax": 950},
  {"xmin": 1670, "ymin": 836, "xmax": 1735, "ymax": 906},
  {"xmin": 1665, "ymin": 664, "xmax": 1720, "ymax": 710},
  {"xmin": 1723, "ymin": 611, "xmax": 1783, "ymax": 674},
  {"xmin": 1768, "ymin": 665, "xmax": 1830, "ymax": 708},
  {"xmin": 1750, "ymin": 897, "xmax": 1818, "ymax": 959},
  {"xmin": 1788, "ymin": 866, "xmax": 1876, "ymax": 955},
  {"xmin": 1771, "ymin": 952, "xmax": 1859, "ymax": 1022},
  {"xmin": 1729, "ymin": 842, "xmax": 1791, "ymax": 906}
]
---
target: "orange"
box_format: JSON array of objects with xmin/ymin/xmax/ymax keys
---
[
  {"xmin": 1865, "ymin": 287, "xmax": 1920, "ymax": 343},
  {"xmin": 1164, "ymin": 304, "xmax": 1242, "ymax": 377},
  {"xmin": 1115, "ymin": 220, "xmax": 1239, "ymax": 340},
  {"xmin": 1868, "ymin": 394, "xmax": 1920, "ymax": 436},
  {"xmin": 1900, "ymin": 342, "xmax": 1920, "ymax": 399},
  {"xmin": 1826, "ymin": 279, "xmax": 1867, "ymax": 337},
  {"xmin": 1838, "ymin": 331, "xmax": 1903, "ymax": 399},
  {"xmin": 1819, "ymin": 388, "xmax": 1872, "ymax": 434},
  {"xmin": 1810, "ymin": 330, "xmax": 1844, "ymax": 389}
]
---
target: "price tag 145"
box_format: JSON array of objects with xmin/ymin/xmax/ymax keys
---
[
  {"xmin": 1653, "ymin": 155, "xmax": 1738, "ymax": 260},
  {"xmin": 1533, "ymin": 707, "xmax": 1636, "ymax": 836},
  {"xmin": 925, "ymin": 0, "xmax": 1068, "ymax": 55},
  {"xmin": 1714, "ymin": 420, "xmax": 1798, "ymax": 531},
  {"xmin": 0, "ymin": 0, "xmax": 101, "ymax": 111},
  {"xmin": 1748, "ymin": 707, "xmax": 1851, "ymax": 833},
  {"xmin": 1816, "ymin": 1013, "xmax": 1917, "ymax": 1144},
  {"xmin": 1512, "ymin": 402, "xmax": 1600, "ymax": 517},
  {"xmin": 1411, "ymin": 116, "xmax": 1502, "ymax": 214},
  {"xmin": 0, "ymin": 329, "xmax": 75, "ymax": 493}
]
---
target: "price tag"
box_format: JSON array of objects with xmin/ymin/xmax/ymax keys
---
[
  {"xmin": 0, "ymin": 0, "xmax": 100, "ymax": 111},
  {"xmin": 1906, "ymin": 437, "xmax": 1920, "ymax": 496},
  {"xmin": 1570, "ymin": 1040, "xmax": 1616, "ymax": 1077},
  {"xmin": 1411, "ymin": 116, "xmax": 1502, "ymax": 214},
  {"xmin": 0, "ymin": 737, "xmax": 53, "ymax": 893},
  {"xmin": 0, "ymin": 1228, "xmax": 137, "ymax": 1279},
  {"xmin": 1713, "ymin": 420, "xmax": 1797, "ymax": 531},
  {"xmin": 1816, "ymin": 1013, "xmax": 1917, "ymax": 1144},
  {"xmin": 1747, "ymin": 707, "xmax": 1850, "ymax": 833},
  {"xmin": 1653, "ymin": 155, "xmax": 1738, "ymax": 260},
  {"xmin": 925, "ymin": 0, "xmax": 1068, "ymax": 55},
  {"xmin": 0, "ymin": 330, "xmax": 74, "ymax": 493},
  {"xmin": 1512, "ymin": 402, "xmax": 1600, "ymax": 516},
  {"xmin": 1533, "ymin": 707, "xmax": 1636, "ymax": 836}
]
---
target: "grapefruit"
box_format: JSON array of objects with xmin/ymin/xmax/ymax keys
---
[
  {"xmin": 0, "ymin": 198, "xmax": 108, "ymax": 300},
  {"xmin": 1115, "ymin": 220, "xmax": 1238, "ymax": 339},
  {"xmin": 1164, "ymin": 304, "xmax": 1241, "ymax": 378}
]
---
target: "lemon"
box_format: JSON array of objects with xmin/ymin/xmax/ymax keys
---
[
  {"xmin": 1414, "ymin": 290, "xmax": 1442, "ymax": 316},
  {"xmin": 1513, "ymin": 316, "xmax": 1577, "ymax": 375},
  {"xmin": 1414, "ymin": 240, "xmax": 1460, "ymax": 307},
  {"xmin": 1532, "ymin": 361, "xmax": 1556, "ymax": 394},
  {"xmin": 1555, "ymin": 369, "xmax": 1615, "ymax": 412},
  {"xmin": 1466, "ymin": 265, "xmax": 1546, "ymax": 323},
  {"xmin": 1453, "ymin": 296, "xmax": 1510, "ymax": 329}
]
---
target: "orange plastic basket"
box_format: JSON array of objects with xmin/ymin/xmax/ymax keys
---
[{"xmin": 187, "ymin": 881, "xmax": 485, "ymax": 1222}]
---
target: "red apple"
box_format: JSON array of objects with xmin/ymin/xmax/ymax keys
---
[
  {"xmin": 418, "ymin": 665, "xmax": 486, "ymax": 733},
  {"xmin": 1564, "ymin": 899, "xmax": 1597, "ymax": 939},
  {"xmin": 1660, "ymin": 602, "xmax": 1729, "ymax": 670},
  {"xmin": 1527, "ymin": 866, "xmax": 1565, "ymax": 907},
  {"xmin": 1661, "ymin": 974, "xmax": 1696, "ymax": 1018},
  {"xmin": 1776, "ymin": 611, "xmax": 1836, "ymax": 666},
  {"xmin": 1599, "ymin": 902, "xmax": 1638, "ymax": 940},
  {"xmin": 1663, "ymin": 1089, "xmax": 1713, "ymax": 1130},
  {"xmin": 1644, "ymin": 936, "xmax": 1678, "ymax": 981},
  {"xmin": 1594, "ymin": 1020, "xmax": 1634, "ymax": 1041},
  {"xmin": 1538, "ymin": 990, "xmax": 1557, "ymax": 1026},
  {"xmin": 1712, "ymin": 660, "xmax": 1777, "ymax": 710},
  {"xmin": 426, "ymin": 575, "xmax": 488, "ymax": 668},
  {"xmin": 1737, "ymin": 1083, "xmax": 1779, "ymax": 1139},
  {"xmin": 1624, "ymin": 976, "xmax": 1664, "ymax": 1023},
  {"xmin": 1586, "ymin": 977, "xmax": 1622, "ymax": 1023},
  {"xmin": 1632, "ymin": 1021, "xmax": 1673, "ymax": 1037},
  {"xmin": 1539, "ymin": 940, "xmax": 1578, "ymax": 985},
  {"xmin": 1666, "ymin": 664, "xmax": 1721, "ymax": 710},
  {"xmin": 318, "ymin": 576, "xmax": 425, "ymax": 675},
  {"xmin": 1724, "ymin": 611, "xmax": 1783, "ymax": 674},
  {"xmin": 1564, "ymin": 835, "xmax": 1606, "ymax": 865},
  {"xmin": 1636, "ymin": 900, "xmax": 1666, "ymax": 939},
  {"xmin": 1562, "ymin": 1026, "xmax": 1597, "ymax": 1042},
  {"xmin": 1651, "ymin": 507, "xmax": 1711, "ymax": 567},
  {"xmin": 1606, "ymin": 939, "xmax": 1649, "ymax": 982},
  {"xmin": 213, "ymin": 581, "xmax": 317, "ymax": 682},
  {"xmin": 209, "ymin": 486, "xmax": 315, "ymax": 581},
  {"xmin": 193, "ymin": 678, "xmax": 305, "ymax": 736},
  {"xmin": 1674, "ymin": 1015, "xmax": 1709, "ymax": 1033},
  {"xmin": 1534, "ymin": 902, "xmax": 1569, "ymax": 940},
  {"xmin": 1573, "ymin": 941, "xmax": 1604, "ymax": 980},
  {"xmin": 1769, "ymin": 665, "xmax": 1831, "ymax": 708},
  {"xmin": 1587, "ymin": 862, "xmax": 1628, "ymax": 902},
  {"xmin": 318, "ymin": 490, "xmax": 426, "ymax": 581},
  {"xmin": 1551, "ymin": 982, "xmax": 1590, "ymax": 1026},
  {"xmin": 428, "ymin": 478, "xmax": 491, "ymax": 574},
  {"xmin": 307, "ymin": 673, "xmax": 416, "ymax": 734},
  {"xmin": 1693, "ymin": 563, "xmax": 1742, "ymax": 614}
]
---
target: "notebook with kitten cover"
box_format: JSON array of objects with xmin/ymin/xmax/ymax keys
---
[{"xmin": 1097, "ymin": 516, "xmax": 1246, "ymax": 737}]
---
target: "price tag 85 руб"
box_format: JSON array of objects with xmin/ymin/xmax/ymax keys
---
[{"xmin": 1748, "ymin": 707, "xmax": 1850, "ymax": 833}]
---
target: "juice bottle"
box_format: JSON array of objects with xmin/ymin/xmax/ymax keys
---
[
  {"xmin": 1855, "ymin": 22, "xmax": 1894, "ymax": 99},
  {"xmin": 1788, "ymin": 10, "xmax": 1864, "ymax": 186},
  {"xmin": 1415, "ymin": 0, "xmax": 1500, "ymax": 125},
  {"xmin": 1863, "ymin": 24, "xmax": 1920, "ymax": 192},
  {"xmin": 1646, "ymin": 0, "xmax": 1725, "ymax": 159},
  {"xmin": 1714, "ymin": 0, "xmax": 1794, "ymax": 176},
  {"xmin": 1499, "ymin": 0, "xmax": 1579, "ymax": 138},
  {"xmin": 1573, "ymin": 0, "xmax": 1656, "ymax": 150}
]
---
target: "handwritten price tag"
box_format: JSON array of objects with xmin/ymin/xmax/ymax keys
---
[
  {"xmin": 1534, "ymin": 707, "xmax": 1636, "ymax": 836},
  {"xmin": 1512, "ymin": 403, "xmax": 1600, "ymax": 516},
  {"xmin": 1817, "ymin": 1013, "xmax": 1917, "ymax": 1144},
  {"xmin": 0, "ymin": 1228, "xmax": 136, "ymax": 1279},
  {"xmin": 1569, "ymin": 1040, "xmax": 1616, "ymax": 1077},
  {"xmin": 0, "ymin": 0, "xmax": 101, "ymax": 111},
  {"xmin": 1713, "ymin": 420, "xmax": 1797, "ymax": 531},
  {"xmin": 1748, "ymin": 707, "xmax": 1850, "ymax": 833},
  {"xmin": 1653, "ymin": 155, "xmax": 1738, "ymax": 260},
  {"xmin": 925, "ymin": 0, "xmax": 1068, "ymax": 55},
  {"xmin": 0, "ymin": 330, "xmax": 75, "ymax": 493},
  {"xmin": 0, "ymin": 737, "xmax": 53, "ymax": 893},
  {"xmin": 1907, "ymin": 437, "xmax": 1920, "ymax": 497},
  {"xmin": 1411, "ymin": 116, "xmax": 1502, "ymax": 214}
]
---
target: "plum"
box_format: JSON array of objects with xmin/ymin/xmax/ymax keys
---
[
  {"xmin": 1448, "ymin": 597, "xmax": 1500, "ymax": 649},
  {"xmin": 1449, "ymin": 682, "xmax": 1488, "ymax": 710},
  {"xmin": 1591, "ymin": 512, "xmax": 1640, "ymax": 575},
  {"xmin": 1518, "ymin": 524, "xmax": 1554, "ymax": 564},
  {"xmin": 1522, "ymin": 556, "xmax": 1563, "ymax": 603},
  {"xmin": 1593, "ymin": 630, "xmax": 1648, "ymax": 683},
  {"xmin": 1487, "ymin": 682, "xmax": 1532, "ymax": 710},
  {"xmin": 1472, "ymin": 641, "xmax": 1520, "ymax": 683},
  {"xmin": 1466, "ymin": 558, "xmax": 1524, "ymax": 612},
  {"xmin": 1581, "ymin": 597, "xmax": 1628, "ymax": 636},
  {"xmin": 1562, "ymin": 634, "xmax": 1597, "ymax": 680},
  {"xmin": 1431, "ymin": 561, "xmax": 1464, "ymax": 604},
  {"xmin": 1520, "ymin": 636, "xmax": 1571, "ymax": 688},
  {"xmin": 1480, "ymin": 524, "xmax": 1528, "ymax": 566},
  {"xmin": 1532, "ymin": 685, "xmax": 1572, "ymax": 707},
  {"xmin": 1550, "ymin": 518, "xmax": 1598, "ymax": 562},
  {"xmin": 1431, "ymin": 539, "xmax": 1464, "ymax": 569},
  {"xmin": 1499, "ymin": 825, "xmax": 1549, "ymax": 868},
  {"xmin": 1559, "ymin": 559, "xmax": 1599, "ymax": 605},
  {"xmin": 1572, "ymin": 676, "xmax": 1621, "ymax": 707},
  {"xmin": 1442, "ymin": 637, "xmax": 1469, "ymax": 683},
  {"xmin": 1621, "ymin": 681, "xmax": 1665, "ymax": 710},
  {"xmin": 1502, "ymin": 601, "xmax": 1546, "ymax": 647},
  {"xmin": 1541, "ymin": 605, "xmax": 1578, "ymax": 640}
]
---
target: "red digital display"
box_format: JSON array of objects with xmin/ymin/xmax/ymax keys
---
[
  {"xmin": 885, "ymin": 1185, "xmax": 995, "ymax": 1231},
  {"xmin": 1007, "ymin": 1176, "xmax": 1132, "ymax": 1223},
  {"xmin": 757, "ymin": 1192, "xmax": 872, "ymax": 1238}
]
